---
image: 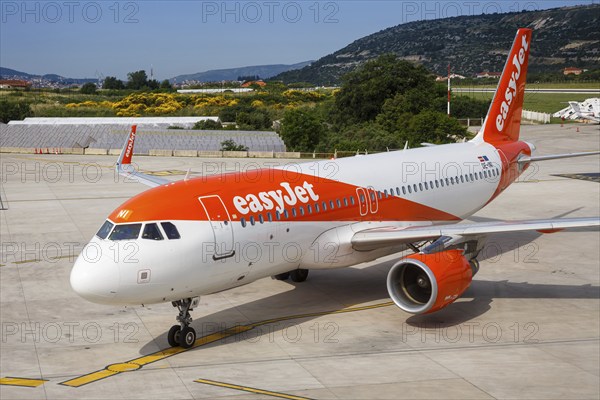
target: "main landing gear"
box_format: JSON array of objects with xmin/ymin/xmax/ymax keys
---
[
  {"xmin": 167, "ymin": 297, "xmax": 199, "ymax": 348},
  {"xmin": 273, "ymin": 269, "xmax": 309, "ymax": 282}
]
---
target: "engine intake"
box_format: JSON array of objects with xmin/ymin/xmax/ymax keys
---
[{"xmin": 387, "ymin": 250, "xmax": 473, "ymax": 314}]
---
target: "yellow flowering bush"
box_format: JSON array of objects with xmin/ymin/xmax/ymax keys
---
[
  {"xmin": 193, "ymin": 95, "xmax": 238, "ymax": 109},
  {"xmin": 112, "ymin": 93, "xmax": 185, "ymax": 116}
]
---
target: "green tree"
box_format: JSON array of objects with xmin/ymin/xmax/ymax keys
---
[
  {"xmin": 0, "ymin": 101, "xmax": 32, "ymax": 123},
  {"xmin": 280, "ymin": 108, "xmax": 324, "ymax": 151},
  {"xmin": 448, "ymin": 96, "xmax": 490, "ymax": 119},
  {"xmin": 127, "ymin": 70, "xmax": 148, "ymax": 90},
  {"xmin": 147, "ymin": 79, "xmax": 160, "ymax": 90},
  {"xmin": 405, "ymin": 111, "xmax": 469, "ymax": 145},
  {"xmin": 80, "ymin": 82, "xmax": 97, "ymax": 94},
  {"xmin": 220, "ymin": 139, "xmax": 248, "ymax": 151},
  {"xmin": 160, "ymin": 79, "xmax": 173, "ymax": 90},
  {"xmin": 193, "ymin": 119, "xmax": 222, "ymax": 130},
  {"xmin": 237, "ymin": 109, "xmax": 272, "ymax": 130},
  {"xmin": 103, "ymin": 76, "xmax": 124, "ymax": 90},
  {"xmin": 333, "ymin": 54, "xmax": 436, "ymax": 125}
]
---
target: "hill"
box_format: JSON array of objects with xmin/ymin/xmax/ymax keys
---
[
  {"xmin": 274, "ymin": 5, "xmax": 600, "ymax": 85},
  {"xmin": 171, "ymin": 61, "xmax": 313, "ymax": 83},
  {"xmin": 0, "ymin": 67, "xmax": 96, "ymax": 85}
]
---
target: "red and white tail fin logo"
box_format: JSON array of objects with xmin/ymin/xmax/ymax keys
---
[
  {"xmin": 481, "ymin": 28, "xmax": 532, "ymax": 143},
  {"xmin": 120, "ymin": 125, "xmax": 137, "ymax": 165}
]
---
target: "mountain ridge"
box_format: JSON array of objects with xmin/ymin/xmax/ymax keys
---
[
  {"xmin": 0, "ymin": 67, "xmax": 97, "ymax": 85},
  {"xmin": 273, "ymin": 5, "xmax": 600, "ymax": 85},
  {"xmin": 170, "ymin": 61, "xmax": 313, "ymax": 83}
]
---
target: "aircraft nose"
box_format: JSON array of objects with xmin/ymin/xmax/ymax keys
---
[{"xmin": 70, "ymin": 251, "xmax": 120, "ymax": 304}]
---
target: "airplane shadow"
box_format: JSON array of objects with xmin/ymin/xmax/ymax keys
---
[
  {"xmin": 140, "ymin": 261, "xmax": 599, "ymax": 354},
  {"xmin": 141, "ymin": 208, "xmax": 597, "ymax": 353}
]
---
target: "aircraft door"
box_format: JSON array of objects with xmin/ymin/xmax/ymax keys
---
[
  {"xmin": 367, "ymin": 187, "xmax": 378, "ymax": 213},
  {"xmin": 356, "ymin": 188, "xmax": 368, "ymax": 216},
  {"xmin": 198, "ymin": 195, "xmax": 235, "ymax": 260}
]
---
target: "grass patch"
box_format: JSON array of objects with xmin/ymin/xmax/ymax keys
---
[{"xmin": 456, "ymin": 92, "xmax": 594, "ymax": 114}]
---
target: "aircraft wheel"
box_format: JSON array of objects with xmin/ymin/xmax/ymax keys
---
[
  {"xmin": 290, "ymin": 269, "xmax": 309, "ymax": 282},
  {"xmin": 273, "ymin": 272, "xmax": 290, "ymax": 281},
  {"xmin": 167, "ymin": 325, "xmax": 181, "ymax": 347},
  {"xmin": 180, "ymin": 327, "xmax": 196, "ymax": 349},
  {"xmin": 469, "ymin": 259, "xmax": 480, "ymax": 276}
]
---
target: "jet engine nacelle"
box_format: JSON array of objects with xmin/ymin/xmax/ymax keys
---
[{"xmin": 386, "ymin": 250, "xmax": 473, "ymax": 314}]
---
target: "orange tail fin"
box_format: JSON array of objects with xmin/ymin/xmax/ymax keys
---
[{"xmin": 477, "ymin": 28, "xmax": 532, "ymax": 143}]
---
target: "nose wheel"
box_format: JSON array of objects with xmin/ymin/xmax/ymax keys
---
[{"xmin": 167, "ymin": 297, "xmax": 198, "ymax": 348}]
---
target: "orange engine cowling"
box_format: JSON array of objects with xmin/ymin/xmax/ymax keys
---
[{"xmin": 386, "ymin": 250, "xmax": 473, "ymax": 314}]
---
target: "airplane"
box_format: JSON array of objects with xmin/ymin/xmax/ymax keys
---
[
  {"xmin": 568, "ymin": 100, "xmax": 600, "ymax": 123},
  {"xmin": 70, "ymin": 28, "xmax": 600, "ymax": 349}
]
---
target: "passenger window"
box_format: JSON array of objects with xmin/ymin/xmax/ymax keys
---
[
  {"xmin": 284, "ymin": 210, "xmax": 289, "ymax": 219},
  {"xmin": 330, "ymin": 200, "xmax": 334, "ymax": 209},
  {"xmin": 96, "ymin": 220, "xmax": 114, "ymax": 239},
  {"xmin": 299, "ymin": 206, "xmax": 305, "ymax": 216},
  {"xmin": 267, "ymin": 213, "xmax": 273, "ymax": 222},
  {"xmin": 276, "ymin": 211, "xmax": 281, "ymax": 220},
  {"xmin": 460, "ymin": 175, "xmax": 464, "ymax": 183},
  {"xmin": 315, "ymin": 203, "xmax": 320, "ymax": 212},
  {"xmin": 435, "ymin": 180, "xmax": 439, "ymax": 188},
  {"xmin": 402, "ymin": 186, "xmax": 406, "ymax": 195},
  {"xmin": 250, "ymin": 216, "xmax": 256, "ymax": 226},
  {"xmin": 350, "ymin": 197, "xmax": 355, "ymax": 205},
  {"xmin": 396, "ymin": 187, "xmax": 401, "ymax": 195},
  {"xmin": 446, "ymin": 178, "xmax": 450, "ymax": 186},
  {"xmin": 241, "ymin": 218, "xmax": 247, "ymax": 227},
  {"xmin": 142, "ymin": 223, "xmax": 164, "ymax": 240},
  {"xmin": 343, "ymin": 198, "xmax": 348, "ymax": 207},
  {"xmin": 259, "ymin": 214, "xmax": 264, "ymax": 224},
  {"xmin": 292, "ymin": 208, "xmax": 297, "ymax": 217},
  {"xmin": 479, "ymin": 171, "xmax": 483, "ymax": 179},
  {"xmin": 109, "ymin": 223, "xmax": 142, "ymax": 241},
  {"xmin": 407, "ymin": 185, "xmax": 412, "ymax": 194},
  {"xmin": 419, "ymin": 183, "xmax": 423, "ymax": 191},
  {"xmin": 322, "ymin": 202, "xmax": 327, "ymax": 211},
  {"xmin": 413, "ymin": 184, "xmax": 418, "ymax": 192},
  {"xmin": 377, "ymin": 191, "xmax": 382, "ymax": 200},
  {"xmin": 336, "ymin": 199, "xmax": 341, "ymax": 208},
  {"xmin": 161, "ymin": 222, "xmax": 181, "ymax": 239},
  {"xmin": 307, "ymin": 204, "xmax": 313, "ymax": 214}
]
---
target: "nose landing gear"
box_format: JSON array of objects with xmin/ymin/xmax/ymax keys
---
[{"xmin": 167, "ymin": 297, "xmax": 199, "ymax": 348}]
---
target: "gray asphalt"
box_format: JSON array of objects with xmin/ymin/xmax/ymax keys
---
[{"xmin": 1, "ymin": 123, "xmax": 598, "ymax": 399}]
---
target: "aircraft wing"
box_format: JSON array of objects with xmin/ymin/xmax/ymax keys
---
[
  {"xmin": 116, "ymin": 125, "xmax": 171, "ymax": 188},
  {"xmin": 518, "ymin": 150, "xmax": 600, "ymax": 163},
  {"xmin": 351, "ymin": 217, "xmax": 600, "ymax": 252}
]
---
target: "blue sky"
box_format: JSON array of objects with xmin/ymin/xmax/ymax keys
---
[{"xmin": 0, "ymin": 0, "xmax": 595, "ymax": 80}]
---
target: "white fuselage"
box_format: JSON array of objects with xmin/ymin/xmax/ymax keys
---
[{"xmin": 71, "ymin": 140, "xmax": 526, "ymax": 305}]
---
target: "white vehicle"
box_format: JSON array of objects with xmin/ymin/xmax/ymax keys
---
[{"xmin": 71, "ymin": 28, "xmax": 599, "ymax": 349}]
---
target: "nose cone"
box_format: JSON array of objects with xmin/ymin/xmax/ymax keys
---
[{"xmin": 70, "ymin": 249, "xmax": 120, "ymax": 304}]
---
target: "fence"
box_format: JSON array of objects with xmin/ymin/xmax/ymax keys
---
[{"xmin": 522, "ymin": 109, "xmax": 551, "ymax": 124}]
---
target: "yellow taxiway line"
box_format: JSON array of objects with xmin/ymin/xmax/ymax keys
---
[
  {"xmin": 195, "ymin": 378, "xmax": 312, "ymax": 400},
  {"xmin": 59, "ymin": 301, "xmax": 393, "ymax": 387},
  {"xmin": 0, "ymin": 377, "xmax": 48, "ymax": 388}
]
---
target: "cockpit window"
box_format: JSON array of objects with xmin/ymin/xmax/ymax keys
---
[
  {"xmin": 109, "ymin": 224, "xmax": 142, "ymax": 241},
  {"xmin": 161, "ymin": 222, "xmax": 181, "ymax": 239},
  {"xmin": 142, "ymin": 223, "xmax": 164, "ymax": 241},
  {"xmin": 96, "ymin": 220, "xmax": 114, "ymax": 239}
]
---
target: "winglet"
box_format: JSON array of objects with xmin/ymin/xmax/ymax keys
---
[
  {"xmin": 117, "ymin": 125, "xmax": 137, "ymax": 166},
  {"xmin": 474, "ymin": 28, "xmax": 532, "ymax": 144}
]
